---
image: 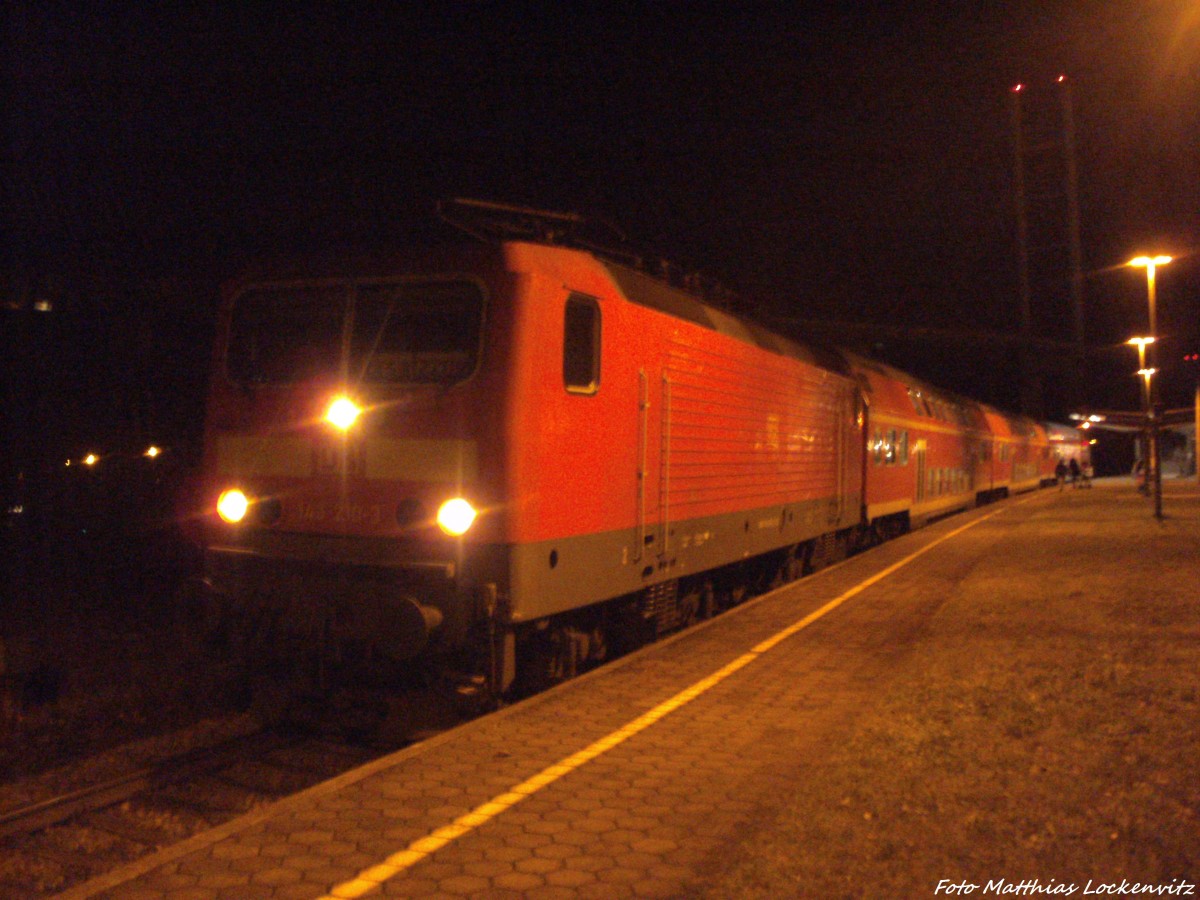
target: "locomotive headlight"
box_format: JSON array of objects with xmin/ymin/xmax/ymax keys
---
[
  {"xmin": 325, "ymin": 396, "xmax": 362, "ymax": 430},
  {"xmin": 436, "ymin": 498, "xmax": 477, "ymax": 536},
  {"xmin": 217, "ymin": 488, "xmax": 250, "ymax": 524}
]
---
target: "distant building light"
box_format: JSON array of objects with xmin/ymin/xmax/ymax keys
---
[
  {"xmin": 83, "ymin": 454, "xmax": 99, "ymax": 466},
  {"xmin": 33, "ymin": 299, "xmax": 53, "ymax": 312},
  {"xmin": 145, "ymin": 445, "xmax": 162, "ymax": 458}
]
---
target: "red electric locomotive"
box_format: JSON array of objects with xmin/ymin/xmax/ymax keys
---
[
  {"xmin": 195, "ymin": 208, "xmax": 864, "ymax": 694},
  {"xmin": 193, "ymin": 202, "xmax": 1066, "ymax": 700}
]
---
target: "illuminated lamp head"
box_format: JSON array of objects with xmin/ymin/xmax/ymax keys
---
[
  {"xmin": 325, "ymin": 396, "xmax": 362, "ymax": 431},
  {"xmin": 217, "ymin": 488, "xmax": 250, "ymax": 524},
  {"xmin": 436, "ymin": 498, "xmax": 477, "ymax": 536}
]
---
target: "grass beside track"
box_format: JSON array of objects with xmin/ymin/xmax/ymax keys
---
[{"xmin": 698, "ymin": 482, "xmax": 1200, "ymax": 899}]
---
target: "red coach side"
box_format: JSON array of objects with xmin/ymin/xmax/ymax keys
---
[
  {"xmin": 847, "ymin": 355, "xmax": 985, "ymax": 531},
  {"xmin": 982, "ymin": 408, "xmax": 1047, "ymax": 495}
]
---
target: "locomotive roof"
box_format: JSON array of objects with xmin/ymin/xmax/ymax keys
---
[{"xmin": 595, "ymin": 255, "xmax": 852, "ymax": 378}]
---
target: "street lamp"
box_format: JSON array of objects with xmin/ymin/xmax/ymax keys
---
[
  {"xmin": 1128, "ymin": 256, "xmax": 1172, "ymax": 345},
  {"xmin": 1128, "ymin": 255, "xmax": 1172, "ymax": 519},
  {"xmin": 1138, "ymin": 367, "xmax": 1157, "ymax": 396},
  {"xmin": 1137, "ymin": 366, "xmax": 1158, "ymax": 499},
  {"xmin": 1127, "ymin": 337, "xmax": 1155, "ymax": 409}
]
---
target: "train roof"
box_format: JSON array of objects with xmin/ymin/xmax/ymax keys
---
[
  {"xmin": 593, "ymin": 255, "xmax": 851, "ymax": 377},
  {"xmin": 218, "ymin": 208, "xmax": 1044, "ymax": 433},
  {"xmin": 435, "ymin": 199, "xmax": 853, "ymax": 377}
]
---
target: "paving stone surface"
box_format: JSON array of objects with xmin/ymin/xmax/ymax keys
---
[{"xmin": 66, "ymin": 488, "xmax": 1134, "ymax": 899}]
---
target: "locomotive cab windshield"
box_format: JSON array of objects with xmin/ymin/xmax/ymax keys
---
[
  {"xmin": 202, "ymin": 272, "xmax": 492, "ymax": 671},
  {"xmin": 226, "ymin": 279, "xmax": 484, "ymax": 387}
]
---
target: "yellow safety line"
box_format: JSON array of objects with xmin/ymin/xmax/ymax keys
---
[{"xmin": 319, "ymin": 500, "xmax": 1021, "ymax": 899}]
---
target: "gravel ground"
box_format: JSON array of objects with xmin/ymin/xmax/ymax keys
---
[{"xmin": 1, "ymin": 493, "xmax": 243, "ymax": 803}]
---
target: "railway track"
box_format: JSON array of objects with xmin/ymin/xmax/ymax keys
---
[
  {"xmin": 0, "ymin": 728, "xmax": 295, "ymax": 842},
  {"xmin": 0, "ymin": 489, "xmax": 998, "ymax": 898},
  {"xmin": 0, "ymin": 717, "xmax": 430, "ymax": 898}
]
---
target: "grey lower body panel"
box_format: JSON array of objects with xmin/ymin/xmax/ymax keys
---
[
  {"xmin": 202, "ymin": 492, "xmax": 857, "ymax": 648},
  {"xmin": 507, "ymin": 494, "xmax": 856, "ymax": 622}
]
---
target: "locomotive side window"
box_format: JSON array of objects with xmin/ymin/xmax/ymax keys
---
[{"xmin": 563, "ymin": 293, "xmax": 601, "ymax": 394}]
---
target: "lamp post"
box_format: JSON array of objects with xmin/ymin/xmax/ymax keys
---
[
  {"xmin": 1137, "ymin": 367, "xmax": 1157, "ymax": 394},
  {"xmin": 1127, "ymin": 337, "xmax": 1155, "ymax": 408},
  {"xmin": 1127, "ymin": 338, "xmax": 1155, "ymax": 496},
  {"xmin": 1129, "ymin": 255, "xmax": 1172, "ymax": 520}
]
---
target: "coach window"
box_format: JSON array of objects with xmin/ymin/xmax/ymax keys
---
[{"xmin": 563, "ymin": 293, "xmax": 601, "ymax": 394}]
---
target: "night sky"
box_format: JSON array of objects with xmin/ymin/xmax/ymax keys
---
[{"xmin": 4, "ymin": 3, "xmax": 1199, "ymax": 468}]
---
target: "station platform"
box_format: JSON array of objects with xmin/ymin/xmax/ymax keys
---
[{"xmin": 63, "ymin": 478, "xmax": 1200, "ymax": 899}]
